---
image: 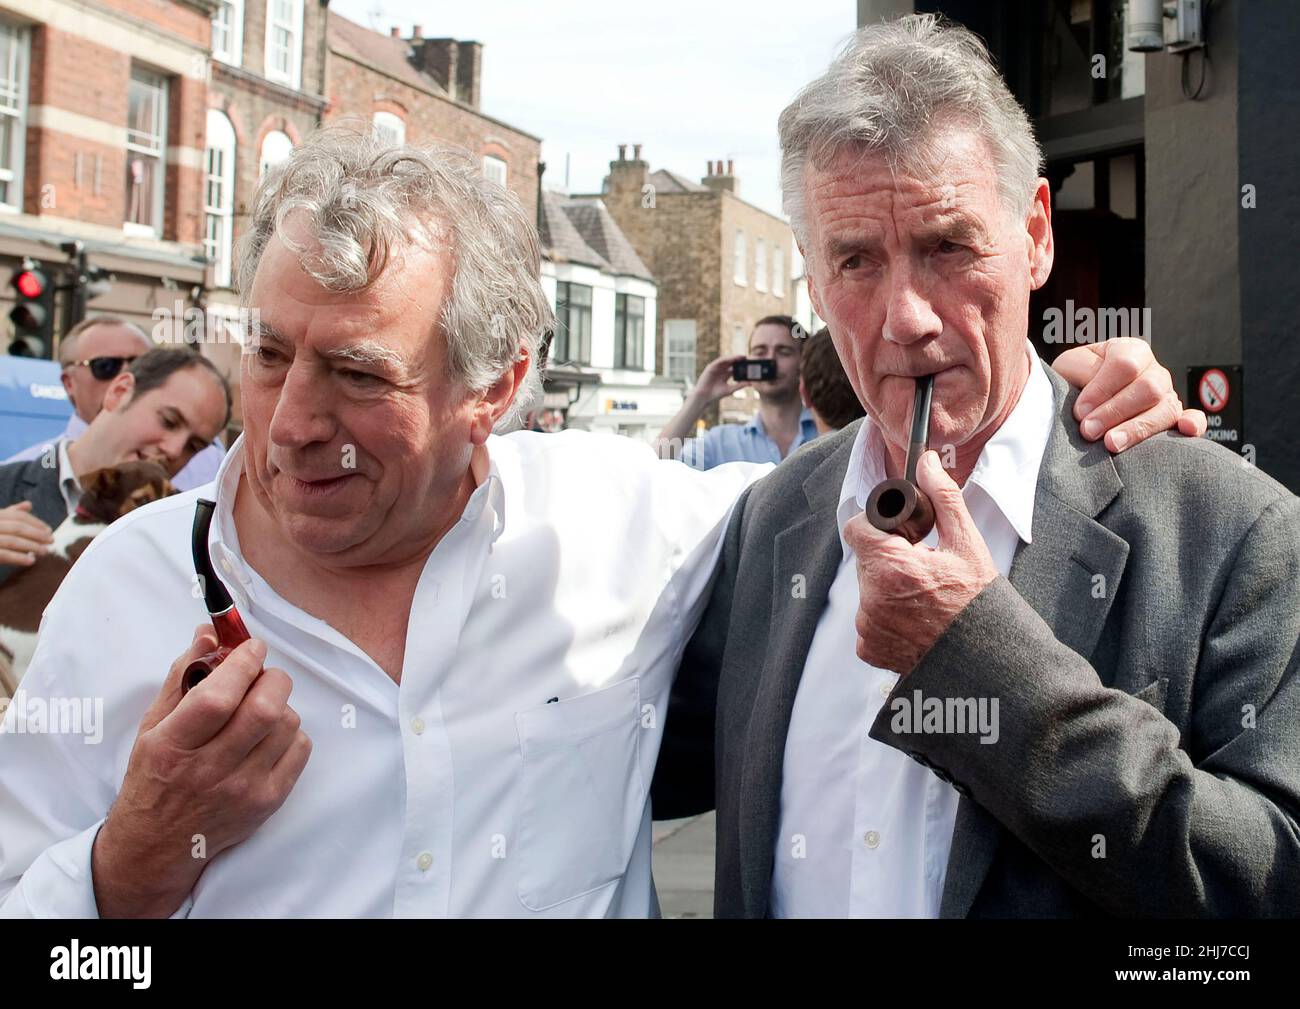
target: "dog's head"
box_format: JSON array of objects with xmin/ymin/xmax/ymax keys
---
[{"xmin": 75, "ymin": 461, "xmax": 178, "ymax": 524}]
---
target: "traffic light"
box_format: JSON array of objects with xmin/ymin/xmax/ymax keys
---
[{"xmin": 8, "ymin": 260, "xmax": 55, "ymax": 357}]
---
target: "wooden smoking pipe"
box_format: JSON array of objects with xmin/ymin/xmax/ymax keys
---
[
  {"xmin": 182, "ymin": 498, "xmax": 261, "ymax": 694},
  {"xmin": 864, "ymin": 374, "xmax": 936, "ymax": 544}
]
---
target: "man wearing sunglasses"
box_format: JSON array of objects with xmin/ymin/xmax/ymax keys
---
[
  {"xmin": 0, "ymin": 347, "xmax": 231, "ymax": 585},
  {"xmin": 5, "ymin": 317, "xmax": 228, "ymax": 492}
]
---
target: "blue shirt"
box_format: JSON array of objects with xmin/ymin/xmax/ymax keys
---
[{"xmin": 680, "ymin": 408, "xmax": 820, "ymax": 470}]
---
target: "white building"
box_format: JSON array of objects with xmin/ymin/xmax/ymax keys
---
[{"xmin": 537, "ymin": 191, "xmax": 683, "ymax": 442}]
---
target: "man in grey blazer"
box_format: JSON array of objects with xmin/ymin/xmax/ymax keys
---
[{"xmin": 653, "ymin": 15, "xmax": 1300, "ymax": 917}]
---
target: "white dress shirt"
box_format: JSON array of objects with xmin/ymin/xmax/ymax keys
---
[
  {"xmin": 770, "ymin": 347, "xmax": 1054, "ymax": 918},
  {"xmin": 55, "ymin": 438, "xmax": 82, "ymax": 518},
  {"xmin": 0, "ymin": 430, "xmax": 765, "ymax": 917}
]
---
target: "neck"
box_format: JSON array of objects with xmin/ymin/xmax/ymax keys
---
[
  {"xmin": 758, "ymin": 393, "xmax": 803, "ymax": 435},
  {"xmin": 883, "ymin": 354, "xmax": 1031, "ymax": 487}
]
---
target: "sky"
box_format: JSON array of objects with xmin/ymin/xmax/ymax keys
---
[{"xmin": 330, "ymin": 0, "xmax": 857, "ymax": 221}]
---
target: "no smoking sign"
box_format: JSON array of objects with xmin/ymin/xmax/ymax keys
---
[{"xmin": 1187, "ymin": 365, "xmax": 1244, "ymax": 451}]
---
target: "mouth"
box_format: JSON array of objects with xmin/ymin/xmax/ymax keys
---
[{"xmin": 282, "ymin": 474, "xmax": 358, "ymax": 497}]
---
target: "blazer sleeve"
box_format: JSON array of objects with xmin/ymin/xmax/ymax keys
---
[
  {"xmin": 869, "ymin": 494, "xmax": 1300, "ymax": 916},
  {"xmin": 651, "ymin": 484, "xmax": 752, "ymax": 820}
]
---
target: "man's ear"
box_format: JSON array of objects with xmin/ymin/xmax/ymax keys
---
[
  {"xmin": 101, "ymin": 370, "xmax": 136, "ymax": 412},
  {"xmin": 1026, "ymin": 178, "xmax": 1055, "ymax": 290},
  {"xmin": 470, "ymin": 349, "xmax": 531, "ymax": 444}
]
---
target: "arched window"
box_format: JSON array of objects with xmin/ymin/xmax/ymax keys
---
[
  {"xmin": 259, "ymin": 129, "xmax": 292, "ymax": 178},
  {"xmin": 373, "ymin": 111, "xmax": 405, "ymax": 147},
  {"xmin": 204, "ymin": 110, "xmax": 237, "ymax": 287}
]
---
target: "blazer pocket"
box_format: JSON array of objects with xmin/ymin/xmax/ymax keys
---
[
  {"xmin": 513, "ymin": 676, "xmax": 645, "ymax": 911},
  {"xmin": 1130, "ymin": 676, "xmax": 1169, "ymax": 713}
]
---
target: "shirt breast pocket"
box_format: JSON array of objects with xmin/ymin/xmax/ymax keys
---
[{"xmin": 513, "ymin": 676, "xmax": 644, "ymax": 911}]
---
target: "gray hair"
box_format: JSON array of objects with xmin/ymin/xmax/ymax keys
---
[
  {"xmin": 779, "ymin": 13, "xmax": 1043, "ymax": 257},
  {"xmin": 235, "ymin": 126, "xmax": 553, "ymax": 431}
]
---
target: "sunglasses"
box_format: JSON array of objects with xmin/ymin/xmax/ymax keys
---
[{"xmin": 67, "ymin": 356, "xmax": 138, "ymax": 381}]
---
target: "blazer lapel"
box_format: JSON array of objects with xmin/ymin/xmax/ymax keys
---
[
  {"xmin": 941, "ymin": 364, "xmax": 1131, "ymax": 917},
  {"xmin": 738, "ymin": 430, "xmax": 855, "ymax": 917}
]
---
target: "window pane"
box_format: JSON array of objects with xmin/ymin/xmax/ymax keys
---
[
  {"xmin": 733, "ymin": 230, "xmax": 746, "ymax": 285},
  {"xmin": 755, "ymin": 240, "xmax": 767, "ymax": 292}
]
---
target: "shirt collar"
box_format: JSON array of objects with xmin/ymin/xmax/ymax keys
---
[
  {"xmin": 836, "ymin": 343, "xmax": 1053, "ymax": 549},
  {"xmin": 207, "ymin": 435, "xmax": 507, "ymax": 597},
  {"xmin": 744, "ymin": 407, "xmax": 817, "ymax": 437},
  {"xmin": 56, "ymin": 438, "xmax": 82, "ymax": 516}
]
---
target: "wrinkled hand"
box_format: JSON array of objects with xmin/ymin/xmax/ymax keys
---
[
  {"xmin": 1053, "ymin": 338, "xmax": 1207, "ymax": 452},
  {"xmin": 0, "ymin": 501, "xmax": 53, "ymax": 566},
  {"xmin": 844, "ymin": 451, "xmax": 997, "ymax": 675},
  {"xmin": 92, "ymin": 626, "xmax": 312, "ymax": 917}
]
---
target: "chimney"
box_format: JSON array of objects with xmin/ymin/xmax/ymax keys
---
[
  {"xmin": 455, "ymin": 40, "xmax": 482, "ymax": 108},
  {"xmin": 609, "ymin": 143, "xmax": 647, "ymax": 197},
  {"xmin": 416, "ymin": 38, "xmax": 474, "ymax": 104},
  {"xmin": 413, "ymin": 25, "xmax": 423, "ymax": 38},
  {"xmin": 390, "ymin": 27, "xmax": 400, "ymax": 38},
  {"xmin": 702, "ymin": 158, "xmax": 738, "ymax": 194}
]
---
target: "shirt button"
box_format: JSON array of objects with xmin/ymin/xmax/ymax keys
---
[
  {"xmin": 416, "ymin": 852, "xmax": 433, "ymax": 871},
  {"xmin": 863, "ymin": 830, "xmax": 880, "ymax": 850},
  {"xmin": 220, "ymin": 557, "xmax": 233, "ymax": 574},
  {"xmin": 410, "ymin": 716, "xmax": 426, "ymax": 735}
]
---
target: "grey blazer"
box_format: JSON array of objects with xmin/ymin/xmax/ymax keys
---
[
  {"xmin": 0, "ymin": 456, "xmax": 66, "ymax": 586},
  {"xmin": 652, "ymin": 364, "xmax": 1300, "ymax": 917}
]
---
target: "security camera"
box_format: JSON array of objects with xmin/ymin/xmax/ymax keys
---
[{"xmin": 1128, "ymin": 0, "xmax": 1204, "ymax": 54}]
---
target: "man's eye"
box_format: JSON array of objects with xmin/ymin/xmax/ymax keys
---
[
  {"xmin": 937, "ymin": 240, "xmax": 966, "ymax": 255},
  {"xmin": 255, "ymin": 347, "xmax": 283, "ymax": 365},
  {"xmin": 341, "ymin": 369, "xmax": 380, "ymax": 385},
  {"xmin": 841, "ymin": 254, "xmax": 863, "ymax": 271},
  {"xmin": 159, "ymin": 413, "xmax": 179, "ymax": 431}
]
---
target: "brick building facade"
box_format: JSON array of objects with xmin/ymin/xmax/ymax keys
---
[
  {"xmin": 325, "ymin": 14, "xmax": 541, "ymax": 225},
  {"xmin": 596, "ymin": 145, "xmax": 795, "ymax": 424},
  {"xmin": 0, "ymin": 0, "xmax": 216, "ymax": 351}
]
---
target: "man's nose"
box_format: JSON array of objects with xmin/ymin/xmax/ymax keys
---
[
  {"xmin": 268, "ymin": 361, "xmax": 336, "ymax": 448},
  {"xmin": 882, "ymin": 264, "xmax": 943, "ymax": 346}
]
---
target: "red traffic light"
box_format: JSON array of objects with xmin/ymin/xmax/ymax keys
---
[{"xmin": 14, "ymin": 269, "xmax": 47, "ymax": 299}]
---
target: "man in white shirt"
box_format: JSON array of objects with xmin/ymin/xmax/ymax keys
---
[
  {"xmin": 0, "ymin": 126, "xmax": 1197, "ymax": 919},
  {"xmin": 5, "ymin": 316, "xmax": 227, "ymax": 491}
]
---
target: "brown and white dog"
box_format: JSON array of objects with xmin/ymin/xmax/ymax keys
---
[{"xmin": 0, "ymin": 460, "xmax": 176, "ymax": 694}]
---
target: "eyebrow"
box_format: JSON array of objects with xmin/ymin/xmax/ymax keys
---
[
  {"xmin": 248, "ymin": 322, "xmax": 406, "ymax": 373},
  {"xmin": 824, "ymin": 215, "xmax": 990, "ymax": 262},
  {"xmin": 319, "ymin": 341, "xmax": 406, "ymax": 371}
]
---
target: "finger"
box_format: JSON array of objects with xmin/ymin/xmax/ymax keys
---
[
  {"xmin": 1102, "ymin": 396, "xmax": 1182, "ymax": 454},
  {"xmin": 1052, "ymin": 345, "xmax": 1106, "ymax": 404},
  {"xmin": 245, "ymin": 701, "xmax": 302, "ymax": 773},
  {"xmin": 1072, "ymin": 339, "xmax": 1157, "ymax": 421},
  {"xmin": 1080, "ymin": 366, "xmax": 1176, "ymax": 443},
  {"xmin": 1177, "ymin": 408, "xmax": 1208, "ymax": 438},
  {"xmin": 0, "ymin": 532, "xmax": 51, "ymax": 554},
  {"xmin": 914, "ymin": 450, "xmax": 976, "ymax": 551},
  {"xmin": 266, "ymin": 729, "xmax": 313, "ymax": 799},
  {"xmin": 0, "ymin": 548, "xmax": 37, "ymax": 566},
  {"xmin": 0, "ymin": 512, "xmax": 54, "ymax": 540},
  {"xmin": 140, "ymin": 624, "xmax": 220, "ymax": 733},
  {"xmin": 843, "ymin": 510, "xmax": 904, "ymax": 559},
  {"xmin": 165, "ymin": 637, "xmax": 268, "ymax": 750},
  {"xmin": 207, "ymin": 666, "xmax": 294, "ymax": 766}
]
